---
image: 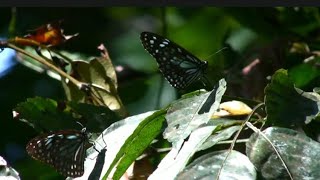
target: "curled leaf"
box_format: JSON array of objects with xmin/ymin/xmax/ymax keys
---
[{"xmin": 10, "ymin": 20, "xmax": 78, "ymax": 47}]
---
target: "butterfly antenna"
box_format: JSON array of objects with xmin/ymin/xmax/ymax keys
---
[
  {"xmin": 204, "ymin": 47, "xmax": 229, "ymax": 61},
  {"xmin": 76, "ymin": 121, "xmax": 85, "ymax": 129}
]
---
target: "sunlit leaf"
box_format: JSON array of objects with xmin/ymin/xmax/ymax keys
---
[
  {"xmin": 177, "ymin": 150, "xmax": 256, "ymax": 180},
  {"xmin": 246, "ymin": 127, "xmax": 320, "ymax": 179},
  {"xmin": 100, "ymin": 110, "xmax": 166, "ymax": 180},
  {"xmin": 213, "ymin": 100, "xmax": 253, "ymax": 118},
  {"xmin": 199, "ymin": 125, "xmax": 241, "ymax": 151},
  {"xmin": 149, "ymin": 125, "xmax": 217, "ymax": 180},
  {"xmin": 147, "ymin": 79, "xmax": 226, "ymax": 179},
  {"xmin": 164, "ymin": 78, "xmax": 227, "ymax": 144},
  {"xmin": 20, "ymin": 20, "xmax": 78, "ymax": 47},
  {"xmin": 0, "ymin": 156, "xmax": 21, "ymax": 180},
  {"xmin": 75, "ymin": 111, "xmax": 156, "ymax": 180},
  {"xmin": 64, "ymin": 47, "xmax": 126, "ymax": 117}
]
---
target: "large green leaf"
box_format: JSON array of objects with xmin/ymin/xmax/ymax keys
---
[
  {"xmin": 80, "ymin": 111, "xmax": 156, "ymax": 180},
  {"xmin": 164, "ymin": 78, "xmax": 227, "ymax": 144},
  {"xmin": 246, "ymin": 127, "xmax": 320, "ymax": 179},
  {"xmin": 199, "ymin": 125, "xmax": 241, "ymax": 151},
  {"xmin": 177, "ymin": 150, "xmax": 256, "ymax": 180},
  {"xmin": 14, "ymin": 97, "xmax": 120, "ymax": 133},
  {"xmin": 149, "ymin": 125, "xmax": 216, "ymax": 180},
  {"xmin": 149, "ymin": 79, "xmax": 227, "ymax": 179},
  {"xmin": 101, "ymin": 110, "xmax": 166, "ymax": 180},
  {"xmin": 13, "ymin": 97, "xmax": 79, "ymax": 132},
  {"xmin": 264, "ymin": 69, "xmax": 320, "ymax": 127},
  {"xmin": 67, "ymin": 101, "xmax": 121, "ymax": 133},
  {"xmin": 288, "ymin": 63, "xmax": 320, "ymax": 88}
]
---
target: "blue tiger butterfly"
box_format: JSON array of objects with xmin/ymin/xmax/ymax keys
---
[
  {"xmin": 140, "ymin": 32, "xmax": 208, "ymax": 89},
  {"xmin": 26, "ymin": 128, "xmax": 89, "ymax": 177}
]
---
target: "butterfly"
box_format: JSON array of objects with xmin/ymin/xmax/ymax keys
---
[
  {"xmin": 26, "ymin": 128, "xmax": 89, "ymax": 178},
  {"xmin": 140, "ymin": 32, "xmax": 209, "ymax": 90}
]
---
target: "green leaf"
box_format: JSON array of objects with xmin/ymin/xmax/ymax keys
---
[
  {"xmin": 222, "ymin": 8, "xmax": 282, "ymax": 38},
  {"xmin": 199, "ymin": 125, "xmax": 241, "ymax": 151},
  {"xmin": 13, "ymin": 97, "xmax": 79, "ymax": 132},
  {"xmin": 264, "ymin": 69, "xmax": 320, "ymax": 127},
  {"xmin": 68, "ymin": 102, "xmax": 121, "ymax": 133},
  {"xmin": 149, "ymin": 125, "xmax": 217, "ymax": 179},
  {"xmin": 102, "ymin": 109, "xmax": 167, "ymax": 180},
  {"xmin": 81, "ymin": 111, "xmax": 155, "ymax": 179},
  {"xmin": 149, "ymin": 79, "xmax": 227, "ymax": 179},
  {"xmin": 289, "ymin": 63, "xmax": 320, "ymax": 88},
  {"xmin": 164, "ymin": 78, "xmax": 227, "ymax": 144},
  {"xmin": 14, "ymin": 97, "xmax": 121, "ymax": 133},
  {"xmin": 246, "ymin": 127, "xmax": 320, "ymax": 179},
  {"xmin": 177, "ymin": 150, "xmax": 256, "ymax": 180}
]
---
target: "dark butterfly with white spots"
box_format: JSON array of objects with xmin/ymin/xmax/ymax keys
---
[
  {"xmin": 26, "ymin": 128, "xmax": 89, "ymax": 178},
  {"xmin": 140, "ymin": 32, "xmax": 209, "ymax": 90}
]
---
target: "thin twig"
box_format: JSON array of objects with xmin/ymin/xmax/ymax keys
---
[
  {"xmin": 216, "ymin": 139, "xmax": 248, "ymax": 144},
  {"xmin": 245, "ymin": 121, "xmax": 293, "ymax": 180},
  {"xmin": 7, "ymin": 43, "xmax": 85, "ymax": 90},
  {"xmin": 215, "ymin": 103, "xmax": 264, "ymax": 180}
]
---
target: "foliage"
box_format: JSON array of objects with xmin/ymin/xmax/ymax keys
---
[{"xmin": 1, "ymin": 7, "xmax": 320, "ymax": 180}]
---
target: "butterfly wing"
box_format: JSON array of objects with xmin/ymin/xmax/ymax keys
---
[
  {"xmin": 140, "ymin": 32, "xmax": 208, "ymax": 89},
  {"xmin": 26, "ymin": 129, "xmax": 88, "ymax": 177}
]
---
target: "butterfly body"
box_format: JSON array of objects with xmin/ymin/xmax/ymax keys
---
[
  {"xmin": 140, "ymin": 32, "xmax": 208, "ymax": 89},
  {"xmin": 26, "ymin": 128, "xmax": 88, "ymax": 177}
]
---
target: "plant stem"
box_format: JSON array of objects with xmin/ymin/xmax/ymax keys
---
[{"xmin": 7, "ymin": 42, "xmax": 85, "ymax": 90}]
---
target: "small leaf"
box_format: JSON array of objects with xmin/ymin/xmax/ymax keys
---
[
  {"xmin": 246, "ymin": 127, "xmax": 320, "ymax": 179},
  {"xmin": 177, "ymin": 150, "xmax": 256, "ymax": 180}
]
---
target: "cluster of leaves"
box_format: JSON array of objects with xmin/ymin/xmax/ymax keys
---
[{"xmin": 1, "ymin": 7, "xmax": 320, "ymax": 180}]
